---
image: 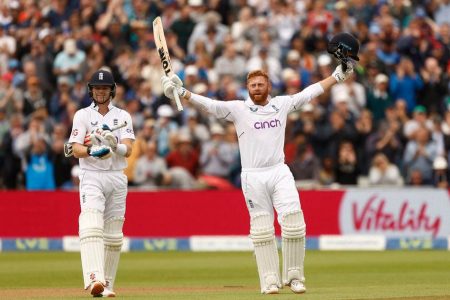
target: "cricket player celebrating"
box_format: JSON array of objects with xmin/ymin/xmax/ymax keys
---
[
  {"xmin": 161, "ymin": 34, "xmax": 358, "ymax": 294},
  {"xmin": 68, "ymin": 69, "xmax": 134, "ymax": 297}
]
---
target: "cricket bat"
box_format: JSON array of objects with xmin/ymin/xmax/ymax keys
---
[{"xmin": 153, "ymin": 16, "xmax": 184, "ymax": 111}]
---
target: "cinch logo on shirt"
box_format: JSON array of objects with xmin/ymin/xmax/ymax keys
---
[{"xmin": 254, "ymin": 119, "xmax": 281, "ymax": 129}]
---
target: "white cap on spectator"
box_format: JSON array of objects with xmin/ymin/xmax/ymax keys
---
[
  {"xmin": 178, "ymin": 132, "xmax": 192, "ymax": 143},
  {"xmin": 64, "ymin": 39, "xmax": 77, "ymax": 55},
  {"xmin": 185, "ymin": 65, "xmax": 198, "ymax": 76},
  {"xmin": 38, "ymin": 28, "xmax": 51, "ymax": 40},
  {"xmin": 210, "ymin": 123, "xmax": 225, "ymax": 135},
  {"xmin": 335, "ymin": 93, "xmax": 350, "ymax": 103},
  {"xmin": 157, "ymin": 104, "xmax": 174, "ymax": 118},
  {"xmin": 318, "ymin": 54, "xmax": 332, "ymax": 66},
  {"xmin": 302, "ymin": 103, "xmax": 314, "ymax": 112},
  {"xmin": 188, "ymin": 0, "xmax": 203, "ymax": 6},
  {"xmin": 375, "ymin": 74, "xmax": 389, "ymax": 84},
  {"xmin": 193, "ymin": 82, "xmax": 208, "ymax": 94},
  {"xmin": 433, "ymin": 156, "xmax": 448, "ymax": 170},
  {"xmin": 9, "ymin": 0, "xmax": 19, "ymax": 9},
  {"xmin": 281, "ymin": 68, "xmax": 297, "ymax": 81},
  {"xmin": 287, "ymin": 50, "xmax": 300, "ymax": 61}
]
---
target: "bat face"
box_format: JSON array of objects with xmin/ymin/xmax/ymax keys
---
[{"xmin": 157, "ymin": 46, "xmax": 171, "ymax": 76}]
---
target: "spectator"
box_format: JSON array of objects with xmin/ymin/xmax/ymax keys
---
[
  {"xmin": 53, "ymin": 38, "xmax": 86, "ymax": 84},
  {"xmin": 368, "ymin": 153, "xmax": 404, "ymax": 186},
  {"xmin": 366, "ymin": 73, "xmax": 394, "ymax": 125},
  {"xmin": 134, "ymin": 141, "xmax": 168, "ymax": 189},
  {"xmin": 403, "ymin": 126, "xmax": 438, "ymax": 184},
  {"xmin": 389, "ymin": 57, "xmax": 424, "ymax": 113},
  {"xmin": 166, "ymin": 132, "xmax": 199, "ymax": 177},
  {"xmin": 25, "ymin": 135, "xmax": 55, "ymax": 190},
  {"xmin": 199, "ymin": 123, "xmax": 234, "ymax": 179},
  {"xmin": 289, "ymin": 144, "xmax": 320, "ymax": 181},
  {"xmin": 432, "ymin": 155, "xmax": 449, "ymax": 188},
  {"xmin": 335, "ymin": 140, "xmax": 360, "ymax": 185}
]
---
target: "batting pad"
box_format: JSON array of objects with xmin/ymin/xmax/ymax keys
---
[
  {"xmin": 281, "ymin": 210, "xmax": 306, "ymax": 285},
  {"xmin": 79, "ymin": 209, "xmax": 105, "ymax": 289},
  {"xmin": 250, "ymin": 213, "xmax": 281, "ymax": 293},
  {"xmin": 104, "ymin": 216, "xmax": 125, "ymax": 290}
]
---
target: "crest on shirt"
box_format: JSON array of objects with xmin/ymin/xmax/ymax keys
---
[
  {"xmin": 250, "ymin": 107, "xmax": 258, "ymax": 112},
  {"xmin": 90, "ymin": 121, "xmax": 98, "ymax": 126},
  {"xmin": 113, "ymin": 119, "xmax": 118, "ymax": 126},
  {"xmin": 271, "ymin": 105, "xmax": 279, "ymax": 112}
]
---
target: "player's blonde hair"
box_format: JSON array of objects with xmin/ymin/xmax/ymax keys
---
[{"xmin": 247, "ymin": 70, "xmax": 269, "ymax": 83}]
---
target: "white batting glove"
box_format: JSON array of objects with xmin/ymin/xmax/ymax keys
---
[
  {"xmin": 161, "ymin": 75, "xmax": 188, "ymax": 99},
  {"xmin": 89, "ymin": 128, "xmax": 106, "ymax": 146},
  {"xmin": 100, "ymin": 124, "xmax": 118, "ymax": 151},
  {"xmin": 332, "ymin": 63, "xmax": 354, "ymax": 83}
]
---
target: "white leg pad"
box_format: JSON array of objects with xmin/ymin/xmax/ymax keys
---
[
  {"xmin": 104, "ymin": 216, "xmax": 124, "ymax": 291},
  {"xmin": 250, "ymin": 213, "xmax": 281, "ymax": 293},
  {"xmin": 281, "ymin": 210, "xmax": 306, "ymax": 285},
  {"xmin": 79, "ymin": 209, "xmax": 105, "ymax": 289}
]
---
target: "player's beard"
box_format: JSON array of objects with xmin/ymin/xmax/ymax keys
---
[{"xmin": 249, "ymin": 89, "xmax": 269, "ymax": 105}]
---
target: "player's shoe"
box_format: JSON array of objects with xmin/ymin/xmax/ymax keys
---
[
  {"xmin": 89, "ymin": 281, "xmax": 104, "ymax": 297},
  {"xmin": 100, "ymin": 288, "xmax": 116, "ymax": 297},
  {"xmin": 262, "ymin": 284, "xmax": 279, "ymax": 294},
  {"xmin": 289, "ymin": 279, "xmax": 306, "ymax": 294}
]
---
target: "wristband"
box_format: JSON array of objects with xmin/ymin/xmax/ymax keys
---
[{"xmin": 115, "ymin": 143, "xmax": 127, "ymax": 156}]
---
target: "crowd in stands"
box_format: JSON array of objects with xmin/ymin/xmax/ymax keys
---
[{"xmin": 0, "ymin": 0, "xmax": 449, "ymax": 190}]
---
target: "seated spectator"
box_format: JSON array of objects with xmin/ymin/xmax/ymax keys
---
[
  {"xmin": 134, "ymin": 141, "xmax": 168, "ymax": 189},
  {"xmin": 154, "ymin": 104, "xmax": 178, "ymax": 157},
  {"xmin": 289, "ymin": 144, "xmax": 320, "ymax": 181},
  {"xmin": 199, "ymin": 123, "xmax": 235, "ymax": 179},
  {"xmin": 166, "ymin": 132, "xmax": 199, "ymax": 177},
  {"xmin": 25, "ymin": 135, "xmax": 55, "ymax": 190},
  {"xmin": 154, "ymin": 167, "xmax": 201, "ymax": 190},
  {"xmin": 335, "ymin": 140, "xmax": 360, "ymax": 185},
  {"xmin": 368, "ymin": 153, "xmax": 403, "ymax": 186},
  {"xmin": 366, "ymin": 73, "xmax": 393, "ymax": 125},
  {"xmin": 318, "ymin": 156, "xmax": 335, "ymax": 186},
  {"xmin": 432, "ymin": 156, "xmax": 449, "ymax": 189},
  {"xmin": 403, "ymin": 126, "xmax": 438, "ymax": 184}
]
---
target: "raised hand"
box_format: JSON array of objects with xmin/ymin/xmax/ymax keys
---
[{"xmin": 332, "ymin": 63, "xmax": 354, "ymax": 83}]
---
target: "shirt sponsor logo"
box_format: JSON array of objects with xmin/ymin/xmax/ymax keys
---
[
  {"xmin": 90, "ymin": 121, "xmax": 98, "ymax": 126},
  {"xmin": 254, "ymin": 119, "xmax": 281, "ymax": 129},
  {"xmin": 250, "ymin": 107, "xmax": 258, "ymax": 112}
]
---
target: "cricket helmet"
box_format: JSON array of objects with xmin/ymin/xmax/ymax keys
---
[
  {"xmin": 327, "ymin": 32, "xmax": 360, "ymax": 62},
  {"xmin": 87, "ymin": 69, "xmax": 116, "ymax": 99}
]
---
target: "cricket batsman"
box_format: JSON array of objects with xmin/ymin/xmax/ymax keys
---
[
  {"xmin": 161, "ymin": 34, "xmax": 359, "ymax": 294},
  {"xmin": 67, "ymin": 69, "xmax": 135, "ymax": 297}
]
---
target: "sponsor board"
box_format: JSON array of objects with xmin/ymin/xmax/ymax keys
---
[
  {"xmin": 62, "ymin": 236, "xmax": 130, "ymax": 252},
  {"xmin": 190, "ymin": 236, "xmax": 253, "ymax": 251},
  {"xmin": 1, "ymin": 238, "xmax": 62, "ymax": 251},
  {"xmin": 319, "ymin": 235, "xmax": 385, "ymax": 251},
  {"xmin": 339, "ymin": 189, "xmax": 450, "ymax": 237},
  {"xmin": 129, "ymin": 238, "xmax": 190, "ymax": 251}
]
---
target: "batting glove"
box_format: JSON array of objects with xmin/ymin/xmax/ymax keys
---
[
  {"xmin": 332, "ymin": 63, "xmax": 354, "ymax": 83},
  {"xmin": 88, "ymin": 144, "xmax": 112, "ymax": 160},
  {"xmin": 100, "ymin": 124, "xmax": 118, "ymax": 151},
  {"xmin": 161, "ymin": 75, "xmax": 188, "ymax": 99}
]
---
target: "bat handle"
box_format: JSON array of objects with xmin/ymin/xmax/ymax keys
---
[{"xmin": 173, "ymin": 90, "xmax": 184, "ymax": 111}]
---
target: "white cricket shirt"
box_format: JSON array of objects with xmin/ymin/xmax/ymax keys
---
[
  {"xmin": 68, "ymin": 102, "xmax": 135, "ymax": 171},
  {"xmin": 190, "ymin": 83, "xmax": 324, "ymax": 169}
]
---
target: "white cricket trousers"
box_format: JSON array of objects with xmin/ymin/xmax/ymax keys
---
[
  {"xmin": 79, "ymin": 170, "xmax": 128, "ymax": 219},
  {"xmin": 241, "ymin": 163, "xmax": 301, "ymax": 223}
]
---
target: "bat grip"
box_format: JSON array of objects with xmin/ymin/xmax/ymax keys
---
[{"xmin": 173, "ymin": 90, "xmax": 184, "ymax": 111}]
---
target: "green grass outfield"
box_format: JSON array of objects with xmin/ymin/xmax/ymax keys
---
[{"xmin": 0, "ymin": 251, "xmax": 449, "ymax": 299}]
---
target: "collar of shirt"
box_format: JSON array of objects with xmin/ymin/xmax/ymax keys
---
[{"xmin": 89, "ymin": 101, "xmax": 114, "ymax": 112}]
